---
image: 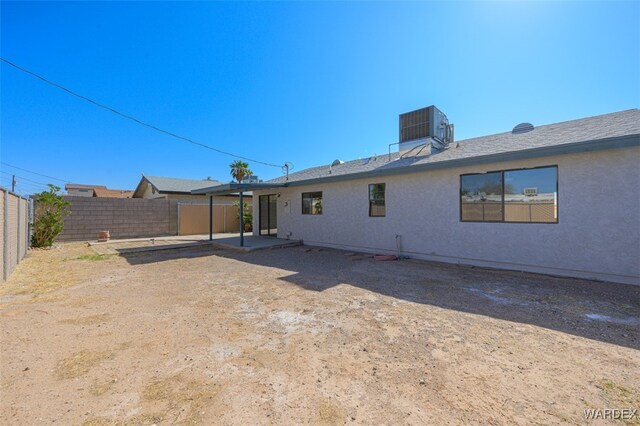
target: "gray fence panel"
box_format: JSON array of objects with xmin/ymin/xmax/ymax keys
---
[{"xmin": 1, "ymin": 187, "xmax": 30, "ymax": 282}]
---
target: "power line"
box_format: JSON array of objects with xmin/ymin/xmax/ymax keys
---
[
  {"xmin": 0, "ymin": 161, "xmax": 69, "ymax": 183},
  {"xmin": 14, "ymin": 181, "xmax": 49, "ymax": 191},
  {"xmin": 0, "ymin": 170, "xmax": 51, "ymax": 187},
  {"xmin": 14, "ymin": 183, "xmax": 42, "ymax": 194},
  {"xmin": 1, "ymin": 57, "xmax": 284, "ymax": 168},
  {"xmin": 1, "ymin": 175, "xmax": 46, "ymax": 190}
]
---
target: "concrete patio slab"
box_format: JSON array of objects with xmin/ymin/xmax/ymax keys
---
[{"xmin": 88, "ymin": 233, "xmax": 300, "ymax": 255}]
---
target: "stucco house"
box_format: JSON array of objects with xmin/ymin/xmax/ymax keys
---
[{"xmin": 194, "ymin": 108, "xmax": 640, "ymax": 285}]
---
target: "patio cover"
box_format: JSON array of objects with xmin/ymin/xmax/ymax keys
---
[
  {"xmin": 191, "ymin": 182, "xmax": 287, "ymax": 196},
  {"xmin": 191, "ymin": 182, "xmax": 287, "ymax": 245}
]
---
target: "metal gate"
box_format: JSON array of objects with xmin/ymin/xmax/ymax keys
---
[{"xmin": 259, "ymin": 194, "xmax": 277, "ymax": 237}]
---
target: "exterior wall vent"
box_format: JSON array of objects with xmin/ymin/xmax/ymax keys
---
[
  {"xmin": 512, "ymin": 123, "xmax": 534, "ymax": 134},
  {"xmin": 398, "ymin": 105, "xmax": 453, "ymax": 153}
]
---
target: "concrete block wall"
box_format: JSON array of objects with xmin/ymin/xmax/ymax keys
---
[{"xmin": 57, "ymin": 196, "xmax": 179, "ymax": 242}]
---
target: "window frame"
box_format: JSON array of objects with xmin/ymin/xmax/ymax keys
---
[
  {"xmin": 459, "ymin": 171, "xmax": 504, "ymax": 223},
  {"xmin": 459, "ymin": 165, "xmax": 559, "ymax": 224},
  {"xmin": 368, "ymin": 183, "xmax": 386, "ymax": 217},
  {"xmin": 301, "ymin": 191, "xmax": 323, "ymax": 215}
]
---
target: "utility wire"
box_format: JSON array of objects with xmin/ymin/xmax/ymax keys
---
[
  {"xmin": 13, "ymin": 183, "xmax": 42, "ymax": 194},
  {"xmin": 0, "ymin": 175, "xmax": 45, "ymax": 190},
  {"xmin": 0, "ymin": 161, "xmax": 69, "ymax": 183},
  {"xmin": 0, "ymin": 170, "xmax": 50, "ymax": 187},
  {"xmin": 13, "ymin": 181, "xmax": 49, "ymax": 192},
  {"xmin": 1, "ymin": 57, "xmax": 284, "ymax": 168}
]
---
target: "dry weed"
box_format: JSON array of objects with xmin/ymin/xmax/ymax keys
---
[
  {"xmin": 60, "ymin": 314, "xmax": 110, "ymax": 325},
  {"xmin": 56, "ymin": 350, "xmax": 114, "ymax": 380},
  {"xmin": 141, "ymin": 374, "xmax": 220, "ymax": 425}
]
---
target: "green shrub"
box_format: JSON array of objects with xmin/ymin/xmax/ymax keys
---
[
  {"xmin": 233, "ymin": 200, "xmax": 253, "ymax": 231},
  {"xmin": 31, "ymin": 184, "xmax": 70, "ymax": 248}
]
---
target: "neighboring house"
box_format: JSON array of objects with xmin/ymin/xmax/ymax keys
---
[
  {"xmin": 65, "ymin": 183, "xmax": 133, "ymax": 198},
  {"xmin": 132, "ymin": 175, "xmax": 250, "ymax": 204},
  {"xmin": 65, "ymin": 183, "xmax": 106, "ymax": 197},
  {"xmin": 194, "ymin": 108, "xmax": 640, "ymax": 285}
]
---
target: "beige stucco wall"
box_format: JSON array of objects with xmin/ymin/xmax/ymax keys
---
[
  {"xmin": 140, "ymin": 183, "xmax": 162, "ymax": 199},
  {"xmin": 253, "ymin": 146, "xmax": 640, "ymax": 285}
]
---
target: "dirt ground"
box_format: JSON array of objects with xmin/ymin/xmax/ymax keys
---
[{"xmin": 1, "ymin": 243, "xmax": 638, "ymax": 425}]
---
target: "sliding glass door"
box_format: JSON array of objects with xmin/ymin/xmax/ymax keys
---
[{"xmin": 259, "ymin": 194, "xmax": 278, "ymax": 236}]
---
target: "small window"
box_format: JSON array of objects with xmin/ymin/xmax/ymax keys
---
[
  {"xmin": 369, "ymin": 183, "xmax": 385, "ymax": 217},
  {"xmin": 460, "ymin": 166, "xmax": 558, "ymax": 223},
  {"xmin": 302, "ymin": 192, "xmax": 322, "ymax": 215}
]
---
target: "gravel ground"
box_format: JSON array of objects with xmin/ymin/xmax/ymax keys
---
[{"xmin": 1, "ymin": 243, "xmax": 638, "ymax": 425}]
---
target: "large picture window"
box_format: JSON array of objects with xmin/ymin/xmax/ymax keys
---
[
  {"xmin": 302, "ymin": 192, "xmax": 323, "ymax": 215},
  {"xmin": 369, "ymin": 183, "xmax": 386, "ymax": 217},
  {"xmin": 460, "ymin": 166, "xmax": 558, "ymax": 223},
  {"xmin": 460, "ymin": 172, "xmax": 503, "ymax": 221}
]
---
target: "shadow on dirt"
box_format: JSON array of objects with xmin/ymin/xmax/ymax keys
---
[
  {"xmin": 119, "ymin": 245, "xmax": 640, "ymax": 350},
  {"xmin": 117, "ymin": 246, "xmax": 221, "ymax": 265}
]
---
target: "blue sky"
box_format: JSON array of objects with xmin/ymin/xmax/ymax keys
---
[{"xmin": 1, "ymin": 1, "xmax": 638, "ymax": 194}]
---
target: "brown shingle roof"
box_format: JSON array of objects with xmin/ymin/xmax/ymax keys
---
[{"xmin": 93, "ymin": 188, "xmax": 134, "ymax": 198}]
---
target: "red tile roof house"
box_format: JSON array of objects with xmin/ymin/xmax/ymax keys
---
[{"xmin": 195, "ymin": 108, "xmax": 640, "ymax": 285}]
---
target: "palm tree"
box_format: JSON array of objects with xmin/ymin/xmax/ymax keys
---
[{"xmin": 229, "ymin": 160, "xmax": 252, "ymax": 184}]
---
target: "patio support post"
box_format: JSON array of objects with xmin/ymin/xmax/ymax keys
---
[
  {"xmin": 209, "ymin": 195, "xmax": 213, "ymax": 241},
  {"xmin": 239, "ymin": 191, "xmax": 244, "ymax": 247}
]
